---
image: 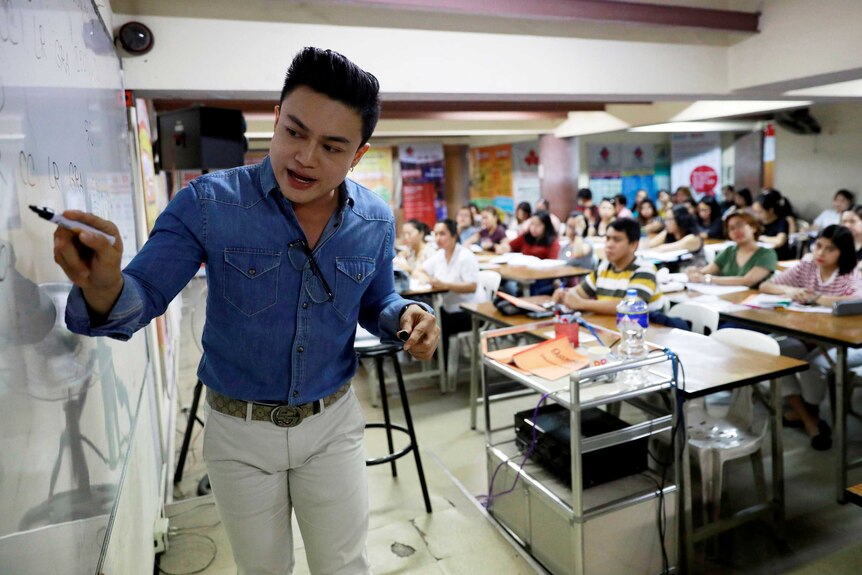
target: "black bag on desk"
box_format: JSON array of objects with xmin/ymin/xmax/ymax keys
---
[
  {"xmin": 515, "ymin": 403, "xmax": 648, "ymax": 488},
  {"xmin": 493, "ymin": 294, "xmax": 524, "ymax": 316},
  {"xmin": 833, "ymin": 299, "xmax": 862, "ymax": 316}
]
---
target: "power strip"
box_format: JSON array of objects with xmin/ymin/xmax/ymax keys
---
[{"xmin": 153, "ymin": 517, "xmax": 170, "ymax": 554}]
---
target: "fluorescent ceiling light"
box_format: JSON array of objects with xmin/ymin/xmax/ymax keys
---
[
  {"xmin": 629, "ymin": 121, "xmax": 760, "ymax": 132},
  {"xmin": 668, "ymin": 100, "xmax": 811, "ymax": 122},
  {"xmin": 784, "ymin": 79, "xmax": 862, "ymax": 97}
]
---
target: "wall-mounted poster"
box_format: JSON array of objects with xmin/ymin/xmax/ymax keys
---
[
  {"xmin": 469, "ymin": 144, "xmax": 514, "ymax": 214},
  {"xmin": 399, "ymin": 143, "xmax": 446, "ymax": 228},
  {"xmin": 587, "ymin": 143, "xmax": 622, "ymax": 200},
  {"xmin": 512, "ymin": 141, "xmax": 541, "ymax": 213},
  {"xmin": 762, "ymin": 123, "xmax": 775, "ymax": 189},
  {"xmin": 670, "ymin": 132, "xmax": 722, "ymax": 198},
  {"xmin": 351, "ymin": 146, "xmax": 394, "ymax": 206},
  {"xmin": 620, "ymin": 144, "xmax": 656, "ymax": 205}
]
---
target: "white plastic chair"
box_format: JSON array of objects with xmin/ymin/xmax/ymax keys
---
[
  {"xmin": 446, "ymin": 270, "xmax": 501, "ymax": 391},
  {"xmin": 667, "ymin": 301, "xmax": 719, "ymax": 336},
  {"xmin": 687, "ymin": 328, "xmax": 780, "ymax": 530}
]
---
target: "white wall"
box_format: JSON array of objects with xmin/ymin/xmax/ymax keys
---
[
  {"xmin": 729, "ymin": 0, "xmax": 862, "ymax": 91},
  {"xmin": 113, "ymin": 15, "xmax": 729, "ymax": 99},
  {"xmin": 773, "ymin": 103, "xmax": 862, "ymax": 220}
]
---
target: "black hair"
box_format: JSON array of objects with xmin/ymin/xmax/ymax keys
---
[
  {"xmin": 697, "ymin": 196, "xmax": 721, "ymax": 224},
  {"xmin": 668, "ymin": 205, "xmax": 698, "ymax": 238},
  {"xmin": 280, "ymin": 47, "xmax": 381, "ymax": 146},
  {"xmin": 637, "ymin": 199, "xmax": 658, "ymax": 225},
  {"xmin": 613, "ymin": 193, "xmax": 627, "ymax": 208},
  {"xmin": 736, "ymin": 188, "xmax": 753, "ymax": 207},
  {"xmin": 437, "ymin": 218, "xmax": 458, "ymax": 240},
  {"xmin": 577, "ymin": 188, "xmax": 593, "ymax": 200},
  {"xmin": 524, "ymin": 211, "xmax": 558, "ymax": 246},
  {"xmin": 536, "ymin": 198, "xmax": 550, "ymax": 210},
  {"xmin": 756, "ymin": 188, "xmax": 786, "ymax": 216},
  {"xmin": 567, "ymin": 211, "xmax": 589, "ymax": 238},
  {"xmin": 516, "ymin": 201, "xmax": 532, "ymax": 217},
  {"xmin": 723, "ymin": 184, "xmax": 735, "ymax": 193},
  {"xmin": 405, "ymin": 218, "xmax": 431, "ymax": 237},
  {"xmin": 836, "ymin": 189, "xmax": 856, "ymax": 206},
  {"xmin": 608, "ymin": 218, "xmax": 641, "ymax": 243},
  {"xmin": 481, "ymin": 206, "xmax": 502, "ymax": 224},
  {"xmin": 819, "ymin": 225, "xmax": 858, "ymax": 275}
]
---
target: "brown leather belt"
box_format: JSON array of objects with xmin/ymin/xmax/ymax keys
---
[{"xmin": 206, "ymin": 382, "xmax": 351, "ymax": 427}]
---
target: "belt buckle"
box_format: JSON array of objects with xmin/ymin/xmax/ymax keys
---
[{"xmin": 270, "ymin": 405, "xmax": 302, "ymax": 427}]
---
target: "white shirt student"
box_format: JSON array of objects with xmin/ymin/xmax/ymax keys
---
[{"xmin": 414, "ymin": 219, "xmax": 487, "ymax": 363}]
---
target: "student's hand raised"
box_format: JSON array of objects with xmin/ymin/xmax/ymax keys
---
[
  {"xmin": 53, "ymin": 210, "xmax": 124, "ymax": 315},
  {"xmin": 398, "ymin": 305, "xmax": 440, "ymax": 361}
]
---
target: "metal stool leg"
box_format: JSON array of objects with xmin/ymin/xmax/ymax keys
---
[
  {"xmin": 376, "ymin": 356, "xmax": 398, "ymax": 477},
  {"xmin": 391, "ymin": 352, "xmax": 432, "ymax": 513},
  {"xmin": 174, "ymin": 379, "xmax": 204, "ymax": 484}
]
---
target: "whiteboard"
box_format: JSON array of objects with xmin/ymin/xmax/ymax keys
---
[{"xmin": 0, "ymin": 1, "xmax": 150, "ymax": 573}]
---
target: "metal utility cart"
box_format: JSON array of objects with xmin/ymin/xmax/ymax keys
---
[{"xmin": 480, "ymin": 321, "xmax": 681, "ymax": 575}]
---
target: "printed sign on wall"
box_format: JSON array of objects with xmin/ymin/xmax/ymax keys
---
[
  {"xmin": 351, "ymin": 146, "xmax": 394, "ymax": 206},
  {"xmin": 670, "ymin": 132, "xmax": 722, "ymax": 198},
  {"xmin": 399, "ymin": 143, "xmax": 446, "ymax": 228}
]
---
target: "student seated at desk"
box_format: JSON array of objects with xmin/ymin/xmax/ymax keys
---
[
  {"xmin": 495, "ymin": 211, "xmax": 560, "ymax": 259},
  {"xmin": 636, "ymin": 198, "xmax": 664, "ymax": 235},
  {"xmin": 686, "ymin": 210, "xmax": 777, "ymax": 288},
  {"xmin": 753, "ymin": 189, "xmax": 794, "ymax": 259},
  {"xmin": 455, "ymin": 206, "xmax": 480, "ymax": 245},
  {"xmin": 415, "ymin": 219, "xmax": 486, "ymax": 363},
  {"xmin": 552, "ymin": 218, "xmax": 663, "ymax": 314},
  {"xmin": 588, "ymin": 198, "xmax": 616, "ymax": 238},
  {"xmin": 760, "ymin": 225, "xmax": 862, "ymax": 450},
  {"xmin": 393, "ymin": 218, "xmax": 434, "ymax": 275},
  {"xmin": 464, "ymin": 206, "xmax": 506, "ymax": 250},
  {"xmin": 648, "ymin": 205, "xmax": 705, "ymax": 263},
  {"xmin": 562, "ymin": 211, "xmax": 595, "ymax": 270},
  {"xmin": 510, "ymin": 201, "xmax": 532, "ymax": 235},
  {"xmin": 840, "ymin": 205, "xmax": 862, "ymax": 267},
  {"xmin": 808, "ymin": 189, "xmax": 854, "ymax": 232},
  {"xmin": 696, "ymin": 196, "xmax": 724, "ymax": 240}
]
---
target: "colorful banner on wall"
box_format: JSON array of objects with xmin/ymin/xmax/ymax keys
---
[
  {"xmin": 351, "ymin": 146, "xmax": 394, "ymax": 206},
  {"xmin": 469, "ymin": 144, "xmax": 514, "ymax": 214},
  {"xmin": 670, "ymin": 132, "xmax": 722, "ymax": 198},
  {"xmin": 512, "ymin": 141, "xmax": 541, "ymax": 213},
  {"xmin": 587, "ymin": 143, "xmax": 623, "ymax": 200},
  {"xmin": 620, "ymin": 144, "xmax": 657, "ymax": 205},
  {"xmin": 399, "ymin": 143, "xmax": 446, "ymax": 228}
]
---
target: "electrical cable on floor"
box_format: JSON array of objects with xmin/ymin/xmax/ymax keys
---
[
  {"xmin": 479, "ymin": 390, "xmax": 554, "ymax": 508},
  {"xmin": 166, "ymin": 501, "xmax": 220, "ymax": 530},
  {"xmin": 155, "ymin": 532, "xmax": 217, "ymax": 575}
]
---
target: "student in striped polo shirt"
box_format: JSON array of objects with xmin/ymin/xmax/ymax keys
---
[
  {"xmin": 552, "ymin": 218, "xmax": 663, "ymax": 314},
  {"xmin": 760, "ymin": 224, "xmax": 862, "ymax": 450}
]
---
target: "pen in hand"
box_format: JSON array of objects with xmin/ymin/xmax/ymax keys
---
[{"xmin": 29, "ymin": 205, "xmax": 117, "ymax": 246}]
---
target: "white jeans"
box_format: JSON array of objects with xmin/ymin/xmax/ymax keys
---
[
  {"xmin": 203, "ymin": 388, "xmax": 371, "ymax": 575},
  {"xmin": 780, "ymin": 339, "xmax": 862, "ymax": 405}
]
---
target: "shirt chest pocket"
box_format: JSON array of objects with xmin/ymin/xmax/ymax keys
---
[
  {"xmin": 223, "ymin": 249, "xmax": 281, "ymax": 316},
  {"xmin": 333, "ymin": 256, "xmax": 376, "ymax": 321}
]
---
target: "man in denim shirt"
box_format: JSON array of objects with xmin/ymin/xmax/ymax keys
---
[{"xmin": 53, "ymin": 48, "xmax": 439, "ymax": 574}]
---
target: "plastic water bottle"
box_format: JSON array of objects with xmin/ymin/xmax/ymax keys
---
[{"xmin": 616, "ymin": 289, "xmax": 648, "ymax": 360}]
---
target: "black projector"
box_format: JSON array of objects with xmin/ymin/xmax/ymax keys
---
[{"xmin": 515, "ymin": 403, "xmax": 648, "ymax": 488}]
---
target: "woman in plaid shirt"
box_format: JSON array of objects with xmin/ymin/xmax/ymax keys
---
[{"xmin": 760, "ymin": 225, "xmax": 862, "ymax": 450}]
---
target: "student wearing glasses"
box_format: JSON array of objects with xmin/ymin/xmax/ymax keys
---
[{"xmin": 51, "ymin": 47, "xmax": 439, "ymax": 574}]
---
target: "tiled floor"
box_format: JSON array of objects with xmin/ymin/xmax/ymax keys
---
[{"xmin": 160, "ymin": 278, "xmax": 862, "ymax": 574}]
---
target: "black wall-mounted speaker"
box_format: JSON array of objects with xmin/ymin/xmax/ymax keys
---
[{"xmin": 157, "ymin": 107, "xmax": 246, "ymax": 171}]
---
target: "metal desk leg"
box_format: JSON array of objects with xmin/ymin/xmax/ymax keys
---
[
  {"xmin": 678, "ymin": 390, "xmax": 694, "ymax": 574},
  {"xmin": 432, "ymin": 294, "xmax": 446, "ymax": 393},
  {"xmin": 836, "ymin": 346, "xmax": 848, "ymax": 503},
  {"xmin": 469, "ymin": 315, "xmax": 481, "ymax": 430},
  {"xmin": 769, "ymin": 378, "xmax": 786, "ymax": 538}
]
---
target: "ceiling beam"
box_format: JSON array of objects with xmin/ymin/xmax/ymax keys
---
[{"xmin": 331, "ymin": 0, "xmax": 760, "ymax": 32}]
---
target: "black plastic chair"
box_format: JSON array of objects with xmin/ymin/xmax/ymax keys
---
[{"xmin": 356, "ymin": 341, "xmax": 432, "ymax": 513}]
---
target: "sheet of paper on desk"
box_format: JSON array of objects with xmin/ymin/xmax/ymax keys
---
[
  {"xmin": 742, "ymin": 293, "xmax": 791, "ymax": 308},
  {"xmin": 511, "ymin": 337, "xmax": 590, "ymax": 380},
  {"xmin": 686, "ymin": 283, "xmax": 749, "ymax": 296},
  {"xmin": 469, "ymin": 244, "xmax": 482, "ymax": 252},
  {"xmin": 478, "ymin": 262, "xmax": 501, "ymax": 269},
  {"xmin": 540, "ymin": 328, "xmax": 597, "ymax": 343},
  {"xmin": 638, "ymin": 249, "xmax": 692, "ymax": 262},
  {"xmin": 526, "ymin": 259, "xmax": 568, "ymax": 269},
  {"xmin": 689, "ymin": 294, "xmax": 750, "ymax": 312},
  {"xmin": 787, "ymin": 303, "xmax": 833, "ymax": 314},
  {"xmin": 408, "ymin": 279, "xmax": 431, "ymax": 291}
]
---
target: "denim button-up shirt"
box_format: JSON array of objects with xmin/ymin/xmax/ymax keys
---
[{"xmin": 66, "ymin": 156, "xmax": 426, "ymax": 403}]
